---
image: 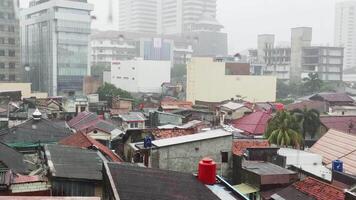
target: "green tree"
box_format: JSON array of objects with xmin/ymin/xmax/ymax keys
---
[
  {"xmin": 97, "ymin": 83, "xmax": 133, "ymax": 103},
  {"xmin": 265, "ymin": 111, "xmax": 302, "ymax": 148},
  {"xmin": 303, "ymin": 72, "xmax": 323, "ymax": 95},
  {"xmin": 291, "ymin": 107, "xmax": 320, "ymax": 140}
]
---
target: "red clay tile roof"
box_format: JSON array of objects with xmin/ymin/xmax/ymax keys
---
[
  {"xmin": 310, "ymin": 129, "xmax": 356, "ymax": 175},
  {"xmin": 160, "ymin": 99, "xmax": 193, "ymax": 110},
  {"xmin": 153, "ymin": 129, "xmax": 195, "ymax": 140},
  {"xmin": 286, "ymin": 100, "xmax": 328, "ymax": 113},
  {"xmin": 67, "ymin": 111, "xmax": 93, "ymax": 127},
  {"xmin": 59, "ymin": 132, "xmax": 123, "ymax": 162},
  {"xmin": 230, "ymin": 111, "xmax": 272, "ymax": 135},
  {"xmin": 320, "ymin": 116, "xmax": 356, "ymax": 134},
  {"xmin": 232, "ymin": 139, "xmax": 270, "ymax": 156},
  {"xmin": 293, "ymin": 177, "xmax": 345, "ymax": 200},
  {"xmin": 13, "ymin": 175, "xmax": 44, "ymax": 184}
]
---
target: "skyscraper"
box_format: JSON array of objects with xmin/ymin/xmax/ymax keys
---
[
  {"xmin": 118, "ymin": 0, "xmax": 158, "ymax": 33},
  {"xmin": 0, "ymin": 0, "xmax": 22, "ymax": 82},
  {"xmin": 21, "ymin": 0, "xmax": 93, "ymax": 96},
  {"xmin": 159, "ymin": 0, "xmax": 217, "ymax": 34},
  {"xmin": 335, "ymin": 1, "xmax": 356, "ymax": 71}
]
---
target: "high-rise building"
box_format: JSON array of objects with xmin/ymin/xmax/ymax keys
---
[
  {"xmin": 21, "ymin": 0, "xmax": 93, "ymax": 96},
  {"xmin": 118, "ymin": 0, "xmax": 158, "ymax": 33},
  {"xmin": 335, "ymin": 1, "xmax": 356, "ymax": 71},
  {"xmin": 159, "ymin": 0, "xmax": 217, "ymax": 34},
  {"xmin": 0, "ymin": 0, "xmax": 22, "ymax": 82},
  {"xmin": 290, "ymin": 27, "xmax": 312, "ymax": 82}
]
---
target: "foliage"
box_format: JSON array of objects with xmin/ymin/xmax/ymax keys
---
[
  {"xmin": 276, "ymin": 80, "xmax": 290, "ymax": 99},
  {"xmin": 91, "ymin": 64, "xmax": 110, "ymax": 79},
  {"xmin": 291, "ymin": 108, "xmax": 320, "ymax": 140},
  {"xmin": 302, "ymin": 72, "xmax": 323, "ymax": 95},
  {"xmin": 265, "ymin": 110, "xmax": 302, "ymax": 148},
  {"xmin": 97, "ymin": 83, "xmax": 133, "ymax": 102}
]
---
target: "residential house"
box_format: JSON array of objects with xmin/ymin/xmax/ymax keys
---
[
  {"xmin": 67, "ymin": 111, "xmax": 123, "ymax": 146},
  {"xmin": 62, "ymin": 96, "xmax": 89, "ymax": 119},
  {"xmin": 117, "ymin": 112, "xmax": 146, "ymax": 131},
  {"xmin": 153, "ymin": 120, "xmax": 208, "ymax": 140},
  {"xmin": 218, "ymin": 102, "xmax": 253, "ymax": 122},
  {"xmin": 148, "ymin": 111, "xmax": 183, "ymax": 128},
  {"xmin": 329, "ymin": 105, "xmax": 356, "ymax": 116},
  {"xmin": 319, "ymin": 115, "xmax": 356, "ymax": 135},
  {"xmin": 310, "ymin": 129, "xmax": 356, "ymax": 175},
  {"xmin": 59, "ymin": 132, "xmax": 123, "ymax": 162},
  {"xmin": 110, "ymin": 97, "xmax": 133, "ymax": 116},
  {"xmin": 0, "ymin": 110, "xmax": 71, "ymax": 151},
  {"xmin": 44, "ymin": 144, "xmax": 103, "ymax": 197},
  {"xmin": 160, "ymin": 98, "xmax": 193, "ymax": 112},
  {"xmin": 286, "ymin": 100, "xmax": 329, "ymax": 113},
  {"xmin": 235, "ymin": 161, "xmax": 298, "ymax": 200},
  {"xmin": 230, "ymin": 111, "xmax": 272, "ymax": 137},
  {"xmin": 102, "ymin": 162, "xmax": 248, "ymax": 200},
  {"xmin": 309, "ymin": 93, "xmax": 354, "ymax": 106},
  {"xmin": 271, "ymin": 177, "xmax": 345, "ymax": 200},
  {"xmin": 128, "ymin": 129, "xmax": 233, "ymax": 177},
  {"xmin": 171, "ymin": 109, "xmax": 217, "ymax": 125}
]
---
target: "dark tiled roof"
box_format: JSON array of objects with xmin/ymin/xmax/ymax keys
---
[
  {"xmin": 59, "ymin": 132, "xmax": 123, "ymax": 162},
  {"xmin": 105, "ymin": 163, "xmax": 220, "ymax": 200},
  {"xmin": 230, "ymin": 111, "xmax": 272, "ymax": 135},
  {"xmin": 0, "ymin": 142, "xmax": 27, "ymax": 174},
  {"xmin": 310, "ymin": 93, "xmax": 354, "ymax": 103},
  {"xmin": 274, "ymin": 177, "xmax": 345, "ymax": 200},
  {"xmin": 67, "ymin": 111, "xmax": 98, "ymax": 128},
  {"xmin": 232, "ymin": 139, "xmax": 270, "ymax": 156},
  {"xmin": 320, "ymin": 115, "xmax": 356, "ymax": 134},
  {"xmin": 45, "ymin": 144, "xmax": 102, "ymax": 181},
  {"xmin": 286, "ymin": 100, "xmax": 328, "ymax": 113},
  {"xmin": 0, "ymin": 118, "xmax": 71, "ymax": 147}
]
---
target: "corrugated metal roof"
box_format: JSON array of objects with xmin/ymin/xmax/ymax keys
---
[
  {"xmin": 119, "ymin": 112, "xmax": 146, "ymax": 122},
  {"xmin": 309, "ymin": 129, "xmax": 356, "ymax": 175},
  {"xmin": 152, "ymin": 129, "xmax": 232, "ymax": 148}
]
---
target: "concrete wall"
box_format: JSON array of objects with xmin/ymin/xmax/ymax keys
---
[
  {"xmin": 187, "ymin": 57, "xmax": 276, "ymax": 103},
  {"xmin": 111, "ymin": 60, "xmax": 171, "ymax": 93},
  {"xmin": 151, "ymin": 135, "xmax": 233, "ymax": 177},
  {"xmin": 0, "ymin": 83, "xmax": 48, "ymax": 98}
]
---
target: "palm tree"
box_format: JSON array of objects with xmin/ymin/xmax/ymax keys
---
[
  {"xmin": 291, "ymin": 107, "xmax": 320, "ymax": 140},
  {"xmin": 265, "ymin": 111, "xmax": 302, "ymax": 148}
]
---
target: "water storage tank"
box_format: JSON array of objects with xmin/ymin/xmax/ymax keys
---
[
  {"xmin": 198, "ymin": 158, "xmax": 216, "ymax": 185},
  {"xmin": 332, "ymin": 160, "xmax": 343, "ymax": 172}
]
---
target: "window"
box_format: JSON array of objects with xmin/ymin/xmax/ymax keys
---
[
  {"xmin": 0, "ymin": 25, "xmax": 4, "ymax": 31},
  {"xmin": 0, "ymin": 50, "xmax": 4, "ymax": 56},
  {"xmin": 221, "ymin": 152, "xmax": 228, "ymax": 163},
  {"xmin": 7, "ymin": 13, "xmax": 14, "ymax": 20},
  {"xmin": 8, "ymin": 50, "xmax": 15, "ymax": 57},
  {"xmin": 8, "ymin": 38, "xmax": 15, "ymax": 45},
  {"xmin": 0, "ymin": 38, "xmax": 4, "ymax": 44},
  {"xmin": 8, "ymin": 26, "xmax": 14, "ymax": 32},
  {"xmin": 8, "ymin": 75, "xmax": 15, "ymax": 81},
  {"xmin": 9, "ymin": 62, "xmax": 15, "ymax": 68},
  {"xmin": 132, "ymin": 67, "xmax": 135, "ymax": 70},
  {"xmin": 0, "ymin": 74, "xmax": 5, "ymax": 81},
  {"xmin": 0, "ymin": 63, "xmax": 4, "ymax": 68},
  {"xmin": 130, "ymin": 122, "xmax": 138, "ymax": 128},
  {"xmin": 132, "ymin": 77, "xmax": 135, "ymax": 80}
]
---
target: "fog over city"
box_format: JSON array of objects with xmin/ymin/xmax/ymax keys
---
[{"xmin": 20, "ymin": 0, "xmax": 339, "ymax": 53}]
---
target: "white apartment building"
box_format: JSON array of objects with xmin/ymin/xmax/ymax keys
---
[
  {"xmin": 108, "ymin": 59, "xmax": 171, "ymax": 93},
  {"xmin": 21, "ymin": 0, "xmax": 93, "ymax": 96},
  {"xmin": 118, "ymin": 0, "xmax": 158, "ymax": 33},
  {"xmin": 335, "ymin": 1, "xmax": 356, "ymax": 71}
]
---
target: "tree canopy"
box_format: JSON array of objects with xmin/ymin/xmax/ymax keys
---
[{"xmin": 97, "ymin": 83, "xmax": 133, "ymax": 102}]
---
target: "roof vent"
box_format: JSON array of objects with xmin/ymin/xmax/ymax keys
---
[{"xmin": 32, "ymin": 109, "xmax": 42, "ymax": 120}]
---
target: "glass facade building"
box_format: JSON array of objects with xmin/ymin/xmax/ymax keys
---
[{"xmin": 21, "ymin": 0, "xmax": 93, "ymax": 96}]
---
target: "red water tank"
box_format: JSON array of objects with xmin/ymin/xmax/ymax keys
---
[
  {"xmin": 198, "ymin": 157, "xmax": 216, "ymax": 185},
  {"xmin": 274, "ymin": 103, "xmax": 285, "ymax": 111}
]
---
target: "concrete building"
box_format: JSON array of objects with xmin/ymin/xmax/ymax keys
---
[
  {"xmin": 335, "ymin": 1, "xmax": 356, "ymax": 72},
  {"xmin": 257, "ymin": 34, "xmax": 275, "ymax": 64},
  {"xmin": 159, "ymin": 0, "xmax": 217, "ymax": 34},
  {"xmin": 290, "ymin": 27, "xmax": 312, "ymax": 82},
  {"xmin": 21, "ymin": 0, "xmax": 93, "ymax": 96},
  {"xmin": 0, "ymin": 0, "xmax": 22, "ymax": 82},
  {"xmin": 109, "ymin": 59, "xmax": 171, "ymax": 93},
  {"xmin": 186, "ymin": 57, "xmax": 277, "ymax": 103},
  {"xmin": 118, "ymin": 0, "xmax": 158, "ymax": 33},
  {"xmin": 302, "ymin": 46, "xmax": 343, "ymax": 81},
  {"xmin": 263, "ymin": 46, "xmax": 291, "ymax": 80}
]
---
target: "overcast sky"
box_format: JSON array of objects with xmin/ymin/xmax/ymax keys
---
[{"xmin": 20, "ymin": 0, "xmax": 342, "ymax": 53}]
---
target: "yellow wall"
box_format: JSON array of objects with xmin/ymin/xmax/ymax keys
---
[
  {"xmin": 187, "ymin": 57, "xmax": 276, "ymax": 103},
  {"xmin": 0, "ymin": 83, "xmax": 48, "ymax": 99}
]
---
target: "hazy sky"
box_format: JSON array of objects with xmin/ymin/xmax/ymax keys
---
[{"xmin": 21, "ymin": 0, "xmax": 342, "ymax": 53}]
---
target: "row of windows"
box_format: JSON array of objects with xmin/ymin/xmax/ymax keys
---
[
  {"xmin": 0, "ymin": 74, "xmax": 15, "ymax": 81},
  {"xmin": 0, "ymin": 62, "xmax": 16, "ymax": 68},
  {"xmin": 0, "ymin": 1, "xmax": 13, "ymax": 8},
  {"xmin": 116, "ymin": 76, "xmax": 135, "ymax": 80},
  {"xmin": 0, "ymin": 49, "xmax": 16, "ymax": 57},
  {"xmin": 0, "ymin": 25, "xmax": 15, "ymax": 32},
  {"xmin": 0, "ymin": 37, "xmax": 15, "ymax": 45},
  {"xmin": 0, "ymin": 12, "xmax": 15, "ymax": 20}
]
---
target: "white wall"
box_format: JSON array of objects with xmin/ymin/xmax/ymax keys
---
[{"xmin": 111, "ymin": 60, "xmax": 171, "ymax": 93}]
